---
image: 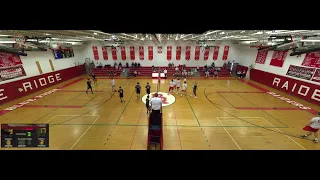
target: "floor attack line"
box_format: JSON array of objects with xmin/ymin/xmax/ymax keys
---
[
  {"xmin": 69, "ymin": 115, "xmax": 100, "ymax": 150},
  {"xmin": 216, "ymin": 117, "xmax": 241, "ymax": 150},
  {"xmin": 261, "ymin": 117, "xmax": 306, "ymax": 150}
]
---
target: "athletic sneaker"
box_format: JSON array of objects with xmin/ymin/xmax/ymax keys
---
[
  {"xmin": 300, "ymin": 135, "xmax": 308, "ymax": 138},
  {"xmin": 194, "ymin": 96, "xmax": 197, "ymax": 98},
  {"xmin": 313, "ymin": 139, "xmax": 318, "ymax": 143}
]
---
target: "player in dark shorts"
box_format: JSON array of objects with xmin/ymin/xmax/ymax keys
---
[
  {"xmin": 92, "ymin": 73, "xmax": 97, "ymax": 85},
  {"xmin": 145, "ymin": 82, "xmax": 151, "ymax": 95},
  {"xmin": 135, "ymin": 82, "xmax": 141, "ymax": 98},
  {"xmin": 145, "ymin": 95, "xmax": 150, "ymax": 114},
  {"xmin": 192, "ymin": 82, "xmax": 197, "ymax": 98},
  {"xmin": 118, "ymin": 86, "xmax": 125, "ymax": 103},
  {"xmin": 86, "ymin": 79, "xmax": 93, "ymax": 94}
]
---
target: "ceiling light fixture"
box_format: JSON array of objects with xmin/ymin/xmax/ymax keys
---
[{"xmin": 93, "ymin": 32, "xmax": 98, "ymax": 35}]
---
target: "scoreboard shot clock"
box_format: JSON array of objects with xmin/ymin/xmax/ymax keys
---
[{"xmin": 1, "ymin": 124, "xmax": 49, "ymax": 148}]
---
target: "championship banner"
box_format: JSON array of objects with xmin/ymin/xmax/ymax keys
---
[
  {"xmin": 92, "ymin": 46, "xmax": 99, "ymax": 60},
  {"xmin": 148, "ymin": 46, "xmax": 153, "ymax": 61},
  {"xmin": 185, "ymin": 46, "xmax": 191, "ymax": 60},
  {"xmin": 101, "ymin": 47, "xmax": 108, "ymax": 60},
  {"xmin": 270, "ymin": 50, "xmax": 288, "ymax": 67},
  {"xmin": 120, "ymin": 46, "xmax": 126, "ymax": 60},
  {"xmin": 139, "ymin": 46, "xmax": 144, "ymax": 60},
  {"xmin": 194, "ymin": 46, "xmax": 200, "ymax": 61},
  {"xmin": 213, "ymin": 46, "xmax": 219, "ymax": 61},
  {"xmin": 176, "ymin": 46, "xmax": 181, "ymax": 60},
  {"xmin": 204, "ymin": 47, "xmax": 210, "ymax": 61},
  {"xmin": 255, "ymin": 50, "xmax": 268, "ymax": 64},
  {"xmin": 302, "ymin": 51, "xmax": 320, "ymax": 68},
  {"xmin": 158, "ymin": 46, "xmax": 162, "ymax": 53},
  {"xmin": 130, "ymin": 46, "xmax": 135, "ymax": 60},
  {"xmin": 222, "ymin": 46, "xmax": 229, "ymax": 61},
  {"xmin": 0, "ymin": 52, "xmax": 23, "ymax": 67},
  {"xmin": 311, "ymin": 69, "xmax": 320, "ymax": 83},
  {"xmin": 167, "ymin": 46, "xmax": 172, "ymax": 60},
  {"xmin": 111, "ymin": 47, "xmax": 117, "ymax": 60},
  {"xmin": 286, "ymin": 65, "xmax": 316, "ymax": 81},
  {"xmin": 0, "ymin": 65, "xmax": 26, "ymax": 82}
]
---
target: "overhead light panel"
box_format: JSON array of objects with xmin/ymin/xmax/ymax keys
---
[{"xmin": 93, "ymin": 32, "xmax": 98, "ymax": 35}]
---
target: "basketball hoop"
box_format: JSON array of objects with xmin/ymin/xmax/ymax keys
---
[{"xmin": 14, "ymin": 35, "xmax": 26, "ymax": 48}]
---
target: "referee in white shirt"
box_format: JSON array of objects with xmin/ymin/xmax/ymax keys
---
[{"xmin": 150, "ymin": 93, "xmax": 162, "ymax": 115}]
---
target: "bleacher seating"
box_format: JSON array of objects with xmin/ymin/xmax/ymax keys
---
[{"xmin": 91, "ymin": 66, "xmax": 231, "ymax": 77}]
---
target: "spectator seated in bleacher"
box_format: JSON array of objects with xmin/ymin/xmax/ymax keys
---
[
  {"xmin": 114, "ymin": 62, "xmax": 117, "ymax": 68},
  {"xmin": 237, "ymin": 70, "xmax": 242, "ymax": 78},
  {"xmin": 211, "ymin": 62, "xmax": 215, "ymax": 68},
  {"xmin": 126, "ymin": 62, "xmax": 129, "ymax": 68},
  {"xmin": 138, "ymin": 62, "xmax": 141, "ymax": 68},
  {"xmin": 131, "ymin": 62, "xmax": 134, "ymax": 68},
  {"xmin": 223, "ymin": 62, "xmax": 227, "ymax": 69},
  {"xmin": 152, "ymin": 65, "xmax": 155, "ymax": 72},
  {"xmin": 119, "ymin": 62, "xmax": 122, "ymax": 67}
]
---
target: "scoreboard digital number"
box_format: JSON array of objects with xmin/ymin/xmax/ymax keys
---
[{"xmin": 1, "ymin": 124, "xmax": 49, "ymax": 148}]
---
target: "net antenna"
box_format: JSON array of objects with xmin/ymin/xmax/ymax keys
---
[{"xmin": 14, "ymin": 34, "xmax": 26, "ymax": 49}]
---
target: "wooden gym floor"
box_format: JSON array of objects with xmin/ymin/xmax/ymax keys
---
[{"xmin": 0, "ymin": 75, "xmax": 319, "ymax": 150}]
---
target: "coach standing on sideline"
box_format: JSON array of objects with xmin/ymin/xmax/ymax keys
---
[{"xmin": 150, "ymin": 93, "xmax": 162, "ymax": 115}]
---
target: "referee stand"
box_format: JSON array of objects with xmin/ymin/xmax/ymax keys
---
[{"xmin": 147, "ymin": 76, "xmax": 164, "ymax": 150}]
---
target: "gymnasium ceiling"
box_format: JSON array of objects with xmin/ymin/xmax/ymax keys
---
[{"xmin": 1, "ymin": 30, "xmax": 320, "ymax": 56}]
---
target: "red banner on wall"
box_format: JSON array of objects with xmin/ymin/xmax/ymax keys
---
[
  {"xmin": 120, "ymin": 46, "xmax": 126, "ymax": 60},
  {"xmin": 0, "ymin": 52, "xmax": 23, "ymax": 67},
  {"xmin": 0, "ymin": 52, "xmax": 26, "ymax": 82},
  {"xmin": 139, "ymin": 46, "xmax": 144, "ymax": 60},
  {"xmin": 0, "ymin": 65, "xmax": 26, "ymax": 82},
  {"xmin": 167, "ymin": 46, "xmax": 172, "ymax": 60},
  {"xmin": 255, "ymin": 50, "xmax": 268, "ymax": 64},
  {"xmin": 222, "ymin": 46, "xmax": 229, "ymax": 61},
  {"xmin": 204, "ymin": 47, "xmax": 210, "ymax": 61},
  {"xmin": 312, "ymin": 69, "xmax": 320, "ymax": 83},
  {"xmin": 195, "ymin": 46, "xmax": 200, "ymax": 61},
  {"xmin": 213, "ymin": 46, "xmax": 219, "ymax": 61},
  {"xmin": 101, "ymin": 47, "xmax": 108, "ymax": 60},
  {"xmin": 176, "ymin": 46, "xmax": 181, "ymax": 60},
  {"xmin": 185, "ymin": 46, "xmax": 191, "ymax": 60},
  {"xmin": 302, "ymin": 51, "xmax": 320, "ymax": 68},
  {"xmin": 270, "ymin": 50, "xmax": 288, "ymax": 67},
  {"xmin": 148, "ymin": 46, "xmax": 153, "ymax": 60},
  {"xmin": 111, "ymin": 47, "xmax": 117, "ymax": 60},
  {"xmin": 286, "ymin": 65, "xmax": 316, "ymax": 81},
  {"xmin": 92, "ymin": 46, "xmax": 99, "ymax": 60},
  {"xmin": 130, "ymin": 46, "xmax": 135, "ymax": 60}
]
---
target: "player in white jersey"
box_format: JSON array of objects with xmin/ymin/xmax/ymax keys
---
[
  {"xmin": 110, "ymin": 78, "xmax": 116, "ymax": 92},
  {"xmin": 173, "ymin": 78, "xmax": 177, "ymax": 92},
  {"xmin": 168, "ymin": 79, "xmax": 174, "ymax": 94},
  {"xmin": 301, "ymin": 112, "xmax": 320, "ymax": 143},
  {"xmin": 180, "ymin": 81, "xmax": 187, "ymax": 97},
  {"xmin": 176, "ymin": 78, "xmax": 181, "ymax": 94}
]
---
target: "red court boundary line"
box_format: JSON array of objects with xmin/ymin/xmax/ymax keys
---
[
  {"xmin": 236, "ymin": 107, "xmax": 301, "ymax": 110},
  {"xmin": 237, "ymin": 79, "xmax": 318, "ymax": 115},
  {"xmin": 59, "ymin": 78, "xmax": 83, "ymax": 89},
  {"xmin": 22, "ymin": 105, "xmax": 83, "ymax": 108},
  {"xmin": 217, "ymin": 91, "xmax": 265, "ymax": 93},
  {"xmin": 58, "ymin": 90, "xmax": 104, "ymax": 92}
]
